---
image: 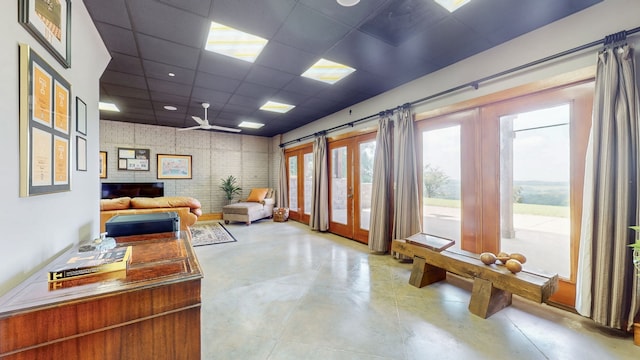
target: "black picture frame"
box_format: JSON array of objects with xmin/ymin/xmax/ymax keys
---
[
  {"xmin": 76, "ymin": 97, "xmax": 87, "ymax": 135},
  {"xmin": 118, "ymin": 148, "xmax": 150, "ymax": 171},
  {"xmin": 18, "ymin": 0, "xmax": 71, "ymax": 68},
  {"xmin": 76, "ymin": 136, "xmax": 86, "ymax": 171}
]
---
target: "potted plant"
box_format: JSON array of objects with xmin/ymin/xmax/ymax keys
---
[{"xmin": 219, "ymin": 175, "xmax": 242, "ymax": 204}]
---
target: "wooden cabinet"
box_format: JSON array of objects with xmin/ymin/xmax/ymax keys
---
[{"xmin": 0, "ymin": 231, "xmax": 203, "ymax": 359}]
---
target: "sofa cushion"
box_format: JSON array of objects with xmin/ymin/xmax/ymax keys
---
[
  {"xmin": 223, "ymin": 202, "xmax": 265, "ymax": 215},
  {"xmin": 131, "ymin": 196, "xmax": 201, "ymax": 211},
  {"xmin": 246, "ymin": 188, "xmax": 269, "ymax": 202},
  {"xmin": 100, "ymin": 197, "xmax": 131, "ymax": 211}
]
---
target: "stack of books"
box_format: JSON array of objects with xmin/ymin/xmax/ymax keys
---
[{"xmin": 48, "ymin": 245, "xmax": 132, "ymax": 283}]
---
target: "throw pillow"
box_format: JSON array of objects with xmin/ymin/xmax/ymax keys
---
[
  {"xmin": 100, "ymin": 197, "xmax": 131, "ymax": 211},
  {"xmin": 246, "ymin": 188, "xmax": 269, "ymax": 202}
]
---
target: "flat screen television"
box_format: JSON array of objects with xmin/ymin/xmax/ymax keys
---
[{"xmin": 101, "ymin": 182, "xmax": 164, "ymax": 199}]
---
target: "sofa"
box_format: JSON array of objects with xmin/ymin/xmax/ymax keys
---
[
  {"xmin": 222, "ymin": 188, "xmax": 275, "ymax": 225},
  {"xmin": 100, "ymin": 196, "xmax": 202, "ymax": 233}
]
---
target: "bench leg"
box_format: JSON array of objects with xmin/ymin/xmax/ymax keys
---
[
  {"xmin": 468, "ymin": 278, "xmax": 512, "ymax": 319},
  {"xmin": 409, "ymin": 256, "xmax": 447, "ymax": 288}
]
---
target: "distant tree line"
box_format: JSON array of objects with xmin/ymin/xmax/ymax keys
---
[{"xmin": 423, "ymin": 164, "xmax": 568, "ymax": 206}]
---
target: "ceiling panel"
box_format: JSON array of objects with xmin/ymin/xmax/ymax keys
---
[
  {"xmin": 143, "ymin": 59, "xmax": 195, "ymax": 85},
  {"xmin": 127, "ymin": 0, "xmax": 209, "ymax": 48},
  {"xmin": 255, "ymin": 41, "xmax": 319, "ymax": 75},
  {"xmin": 83, "ymin": 0, "xmax": 131, "ymax": 29},
  {"xmin": 272, "ymin": 4, "xmax": 352, "ymax": 55},
  {"xmin": 94, "ymin": 22, "xmax": 137, "ymax": 56},
  {"xmin": 136, "ymin": 33, "xmax": 200, "ymax": 69},
  {"xmin": 107, "ymin": 53, "xmax": 144, "ymax": 76},
  {"xmin": 157, "ymin": 0, "xmax": 212, "ymax": 15},
  {"xmin": 86, "ymin": 0, "xmax": 603, "ymax": 137}
]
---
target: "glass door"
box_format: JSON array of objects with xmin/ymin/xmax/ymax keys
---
[
  {"xmin": 329, "ymin": 140, "xmax": 351, "ymax": 238},
  {"xmin": 328, "ymin": 133, "xmax": 375, "ymax": 243},
  {"xmin": 480, "ymin": 82, "xmax": 594, "ymax": 307},
  {"xmin": 287, "ymin": 154, "xmax": 299, "ymax": 221},
  {"xmin": 499, "ymin": 105, "xmax": 571, "ymax": 279},
  {"xmin": 286, "ymin": 145, "xmax": 313, "ymax": 223},
  {"xmin": 421, "ymin": 125, "xmax": 462, "ymax": 250}
]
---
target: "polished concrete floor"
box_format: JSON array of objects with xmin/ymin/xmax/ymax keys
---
[{"xmin": 195, "ymin": 220, "xmax": 637, "ymax": 359}]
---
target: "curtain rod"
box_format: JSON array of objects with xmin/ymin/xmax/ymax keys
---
[{"xmin": 280, "ymin": 26, "xmax": 640, "ymax": 148}]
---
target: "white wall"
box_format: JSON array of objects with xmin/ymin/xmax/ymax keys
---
[
  {"xmin": 0, "ymin": 2, "xmax": 110, "ymax": 294},
  {"xmin": 280, "ymin": 0, "xmax": 640, "ymax": 145},
  {"xmin": 100, "ymin": 121, "xmax": 271, "ymax": 213}
]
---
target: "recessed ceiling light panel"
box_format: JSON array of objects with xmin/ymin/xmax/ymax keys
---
[
  {"xmin": 301, "ymin": 58, "xmax": 355, "ymax": 85},
  {"xmin": 434, "ymin": 0, "xmax": 471, "ymax": 12},
  {"xmin": 260, "ymin": 101, "xmax": 295, "ymax": 113},
  {"xmin": 205, "ymin": 21, "xmax": 268, "ymax": 63},
  {"xmin": 164, "ymin": 105, "xmax": 177, "ymax": 111},
  {"xmin": 238, "ymin": 121, "xmax": 265, "ymax": 129},
  {"xmin": 99, "ymin": 102, "xmax": 120, "ymax": 112}
]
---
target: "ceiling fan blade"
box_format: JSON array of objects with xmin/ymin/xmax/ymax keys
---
[
  {"xmin": 177, "ymin": 125, "xmax": 203, "ymax": 131},
  {"xmin": 211, "ymin": 125, "xmax": 242, "ymax": 133},
  {"xmin": 191, "ymin": 116, "xmax": 205, "ymax": 125}
]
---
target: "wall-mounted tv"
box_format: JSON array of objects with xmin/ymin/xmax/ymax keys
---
[{"xmin": 101, "ymin": 182, "xmax": 164, "ymax": 199}]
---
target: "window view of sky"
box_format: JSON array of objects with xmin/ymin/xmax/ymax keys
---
[
  {"xmin": 423, "ymin": 126, "xmax": 461, "ymax": 180},
  {"xmin": 508, "ymin": 104, "xmax": 570, "ymax": 183}
]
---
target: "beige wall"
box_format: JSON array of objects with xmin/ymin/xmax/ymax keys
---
[
  {"xmin": 0, "ymin": 2, "xmax": 110, "ymax": 294},
  {"xmin": 100, "ymin": 120, "xmax": 271, "ymax": 213}
]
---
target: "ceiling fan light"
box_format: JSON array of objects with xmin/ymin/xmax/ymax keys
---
[{"xmin": 337, "ymin": 0, "xmax": 360, "ymax": 7}]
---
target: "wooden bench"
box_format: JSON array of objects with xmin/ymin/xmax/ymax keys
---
[{"xmin": 392, "ymin": 238, "xmax": 559, "ymax": 318}]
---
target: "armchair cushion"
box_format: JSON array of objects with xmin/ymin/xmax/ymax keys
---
[{"xmin": 246, "ymin": 188, "xmax": 269, "ymax": 202}]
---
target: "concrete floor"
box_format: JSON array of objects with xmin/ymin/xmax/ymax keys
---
[{"xmin": 195, "ymin": 220, "xmax": 637, "ymax": 359}]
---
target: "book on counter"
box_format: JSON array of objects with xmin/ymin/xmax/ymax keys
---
[{"xmin": 48, "ymin": 245, "xmax": 132, "ymax": 282}]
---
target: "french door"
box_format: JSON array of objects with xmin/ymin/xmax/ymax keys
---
[
  {"xmin": 285, "ymin": 145, "xmax": 313, "ymax": 223},
  {"xmin": 416, "ymin": 80, "xmax": 594, "ymax": 308},
  {"xmin": 328, "ymin": 133, "xmax": 376, "ymax": 244}
]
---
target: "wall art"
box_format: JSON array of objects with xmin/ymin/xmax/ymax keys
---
[
  {"xmin": 19, "ymin": 43, "xmax": 71, "ymax": 196},
  {"xmin": 19, "ymin": 0, "xmax": 71, "ymax": 68}
]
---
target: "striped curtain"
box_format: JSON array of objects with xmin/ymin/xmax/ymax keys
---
[
  {"xmin": 310, "ymin": 135, "xmax": 329, "ymax": 231},
  {"xmin": 576, "ymin": 43, "xmax": 640, "ymax": 331},
  {"xmin": 368, "ymin": 113, "xmax": 393, "ymax": 252},
  {"xmin": 392, "ymin": 105, "xmax": 422, "ymax": 244},
  {"xmin": 277, "ymin": 147, "xmax": 288, "ymax": 209}
]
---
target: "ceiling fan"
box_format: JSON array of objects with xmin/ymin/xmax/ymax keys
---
[{"xmin": 178, "ymin": 103, "xmax": 241, "ymax": 133}]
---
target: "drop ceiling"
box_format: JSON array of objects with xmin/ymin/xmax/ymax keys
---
[{"xmin": 84, "ymin": 0, "xmax": 602, "ymax": 137}]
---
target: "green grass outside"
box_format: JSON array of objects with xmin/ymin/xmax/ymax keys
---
[{"xmin": 424, "ymin": 197, "xmax": 569, "ymax": 218}]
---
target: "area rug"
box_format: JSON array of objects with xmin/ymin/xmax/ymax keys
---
[{"xmin": 190, "ymin": 221, "xmax": 237, "ymax": 246}]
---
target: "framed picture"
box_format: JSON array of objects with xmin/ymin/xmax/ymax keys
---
[
  {"xmin": 99, "ymin": 151, "xmax": 107, "ymax": 178},
  {"xmin": 18, "ymin": 0, "xmax": 71, "ymax": 68},
  {"xmin": 19, "ymin": 43, "xmax": 71, "ymax": 196},
  {"xmin": 76, "ymin": 136, "xmax": 86, "ymax": 171},
  {"xmin": 76, "ymin": 97, "xmax": 87, "ymax": 135},
  {"xmin": 157, "ymin": 154, "xmax": 192, "ymax": 179},
  {"xmin": 118, "ymin": 147, "xmax": 150, "ymax": 171}
]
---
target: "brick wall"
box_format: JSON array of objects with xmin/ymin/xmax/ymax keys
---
[{"xmin": 100, "ymin": 120, "xmax": 272, "ymax": 214}]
